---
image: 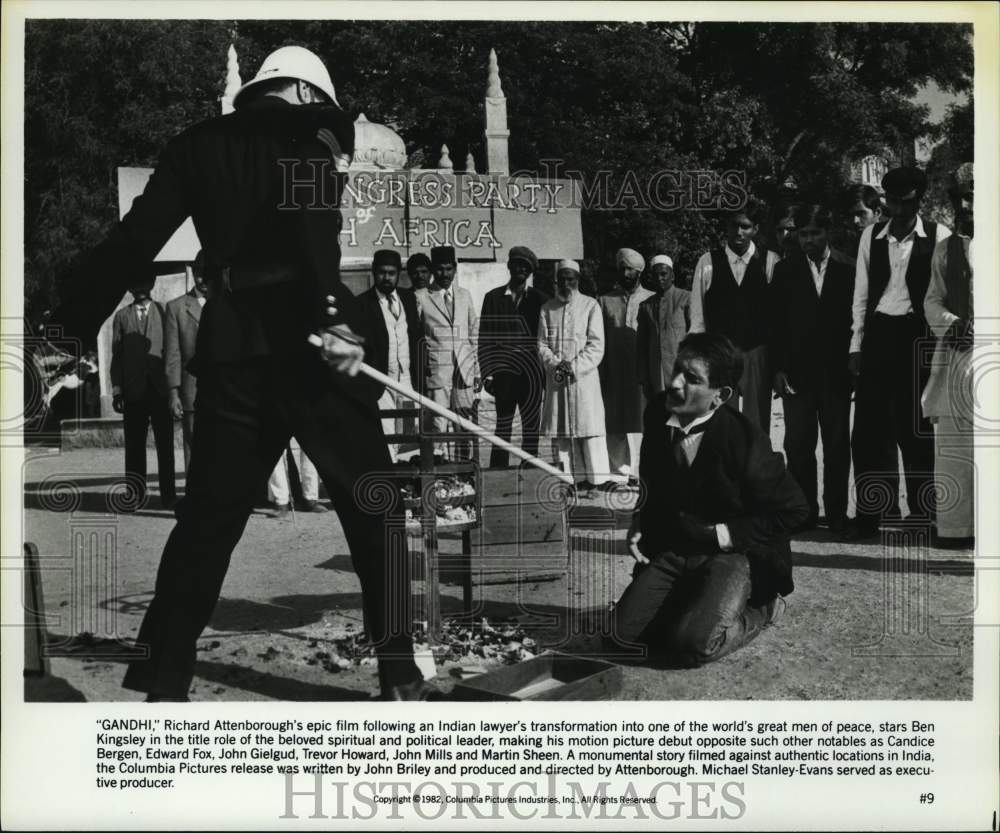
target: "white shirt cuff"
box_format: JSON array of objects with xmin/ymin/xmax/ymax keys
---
[{"xmin": 716, "ymin": 523, "xmax": 733, "ymax": 551}]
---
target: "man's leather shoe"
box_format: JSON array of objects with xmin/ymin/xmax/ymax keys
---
[
  {"xmin": 839, "ymin": 520, "xmax": 879, "ymax": 542},
  {"xmin": 271, "ymin": 503, "xmax": 290, "ymax": 519},
  {"xmin": 299, "ymin": 500, "xmax": 328, "ymax": 513},
  {"xmin": 145, "ymin": 694, "xmax": 189, "ymax": 702},
  {"xmin": 382, "ymin": 679, "xmax": 440, "ymax": 701},
  {"xmin": 828, "ymin": 517, "xmax": 851, "ymax": 538}
]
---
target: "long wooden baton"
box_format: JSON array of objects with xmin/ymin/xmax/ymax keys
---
[{"xmin": 308, "ymin": 334, "xmax": 573, "ymax": 485}]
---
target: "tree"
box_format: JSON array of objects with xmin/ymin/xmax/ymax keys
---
[
  {"xmin": 24, "ymin": 20, "xmax": 232, "ymax": 314},
  {"xmin": 24, "ymin": 20, "xmax": 974, "ymax": 308}
]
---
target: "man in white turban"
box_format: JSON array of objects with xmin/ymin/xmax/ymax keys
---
[{"xmin": 599, "ymin": 248, "xmax": 656, "ymax": 486}]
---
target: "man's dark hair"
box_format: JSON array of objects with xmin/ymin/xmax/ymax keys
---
[
  {"xmin": 677, "ymin": 333, "xmax": 744, "ymax": 390},
  {"xmin": 840, "ymin": 184, "xmax": 883, "ymax": 213},
  {"xmin": 723, "ymin": 197, "xmax": 765, "ymax": 226},
  {"xmin": 771, "ymin": 202, "xmax": 801, "ymax": 225},
  {"xmin": 792, "ymin": 204, "xmax": 833, "ymax": 230},
  {"xmin": 406, "ymin": 253, "xmax": 432, "ymax": 272}
]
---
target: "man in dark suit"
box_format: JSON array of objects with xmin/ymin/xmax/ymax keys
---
[
  {"xmin": 357, "ymin": 249, "xmax": 422, "ymax": 460},
  {"xmin": 478, "ymin": 245, "xmax": 547, "ymax": 467},
  {"xmin": 770, "ymin": 205, "xmax": 855, "ymax": 536},
  {"xmin": 846, "ymin": 167, "xmax": 951, "ymax": 539},
  {"xmin": 110, "ymin": 273, "xmax": 176, "ymax": 510},
  {"xmin": 164, "ymin": 250, "xmax": 209, "ymax": 471},
  {"xmin": 612, "ymin": 333, "xmax": 809, "ymax": 666},
  {"xmin": 49, "ymin": 46, "xmax": 427, "ymax": 701}
]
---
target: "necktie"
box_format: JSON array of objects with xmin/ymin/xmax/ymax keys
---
[
  {"xmin": 389, "ymin": 295, "xmax": 400, "ymax": 320},
  {"xmin": 136, "ymin": 306, "xmax": 146, "ymax": 324},
  {"xmin": 445, "ymin": 290, "xmax": 454, "ymax": 319},
  {"xmin": 669, "ymin": 420, "xmax": 710, "ymax": 468}
]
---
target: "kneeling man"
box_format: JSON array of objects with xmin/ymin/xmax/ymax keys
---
[{"xmin": 612, "ymin": 333, "xmax": 809, "ymax": 666}]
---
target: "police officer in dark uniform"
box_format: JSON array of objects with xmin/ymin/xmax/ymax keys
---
[{"xmin": 49, "ymin": 46, "xmax": 429, "ymax": 700}]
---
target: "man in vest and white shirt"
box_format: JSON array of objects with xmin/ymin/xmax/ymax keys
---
[
  {"xmin": 845, "ymin": 166, "xmax": 951, "ymax": 540},
  {"xmin": 689, "ymin": 201, "xmax": 780, "ymax": 432}
]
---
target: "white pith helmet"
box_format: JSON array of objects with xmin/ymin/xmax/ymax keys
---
[{"xmin": 233, "ymin": 45, "xmax": 340, "ymax": 108}]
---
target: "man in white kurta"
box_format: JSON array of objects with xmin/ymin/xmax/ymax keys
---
[
  {"xmin": 539, "ymin": 260, "xmax": 612, "ymax": 489},
  {"xmin": 922, "ymin": 163, "xmax": 975, "ymax": 543}
]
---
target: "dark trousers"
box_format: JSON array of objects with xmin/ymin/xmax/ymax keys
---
[
  {"xmin": 611, "ymin": 552, "xmax": 770, "ymax": 666},
  {"xmin": 723, "ymin": 344, "xmax": 771, "ymax": 432},
  {"xmin": 180, "ymin": 411, "xmax": 194, "ymax": 473},
  {"xmin": 490, "ymin": 370, "xmax": 544, "ymax": 467},
  {"xmin": 123, "ymin": 387, "xmax": 176, "ymax": 503},
  {"xmin": 852, "ymin": 314, "xmax": 935, "ymax": 526},
  {"xmin": 782, "ymin": 377, "xmax": 851, "ymax": 523},
  {"xmin": 123, "ymin": 356, "xmax": 419, "ymax": 697}
]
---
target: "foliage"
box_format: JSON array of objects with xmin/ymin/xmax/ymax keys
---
[{"xmin": 24, "ymin": 20, "xmax": 973, "ymax": 313}]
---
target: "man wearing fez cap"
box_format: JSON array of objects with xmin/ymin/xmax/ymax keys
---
[
  {"xmin": 637, "ymin": 253, "xmax": 691, "ymax": 403},
  {"xmin": 406, "ymin": 252, "xmax": 432, "ymax": 291},
  {"xmin": 846, "ymin": 166, "xmax": 951, "ymax": 540},
  {"xmin": 358, "ymin": 249, "xmax": 422, "ymax": 461},
  {"xmin": 46, "ymin": 45, "xmax": 431, "ymax": 700},
  {"xmin": 414, "ymin": 246, "xmax": 479, "ymax": 460},
  {"xmin": 922, "ymin": 163, "xmax": 975, "ymax": 545},
  {"xmin": 600, "ymin": 248, "xmax": 656, "ymax": 486},
  {"xmin": 478, "ymin": 245, "xmax": 548, "ymax": 467}
]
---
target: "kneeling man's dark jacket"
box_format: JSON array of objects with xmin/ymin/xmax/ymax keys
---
[{"xmin": 638, "ymin": 393, "xmax": 809, "ymax": 602}]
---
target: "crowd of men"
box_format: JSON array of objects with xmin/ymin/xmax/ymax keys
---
[{"xmin": 44, "ymin": 45, "xmax": 975, "ymax": 698}]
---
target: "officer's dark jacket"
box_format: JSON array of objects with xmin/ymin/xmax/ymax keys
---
[{"xmin": 53, "ymin": 97, "xmax": 361, "ymax": 370}]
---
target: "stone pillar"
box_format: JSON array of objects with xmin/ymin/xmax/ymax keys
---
[
  {"xmin": 221, "ymin": 43, "xmax": 241, "ymax": 115},
  {"xmin": 484, "ymin": 49, "xmax": 510, "ymax": 175}
]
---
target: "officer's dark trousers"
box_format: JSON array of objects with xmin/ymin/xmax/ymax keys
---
[
  {"xmin": 490, "ymin": 370, "xmax": 544, "ymax": 467},
  {"xmin": 123, "ymin": 355, "xmax": 420, "ymax": 697},
  {"xmin": 782, "ymin": 376, "xmax": 851, "ymax": 524},
  {"xmin": 123, "ymin": 387, "xmax": 176, "ymax": 505},
  {"xmin": 851, "ymin": 313, "xmax": 935, "ymax": 527}
]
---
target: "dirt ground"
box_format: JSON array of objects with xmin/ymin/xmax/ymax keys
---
[{"xmin": 21, "ymin": 402, "xmax": 974, "ymax": 702}]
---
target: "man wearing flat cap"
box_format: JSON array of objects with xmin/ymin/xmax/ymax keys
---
[
  {"xmin": 358, "ymin": 249, "xmax": 422, "ymax": 461},
  {"xmin": 922, "ymin": 163, "xmax": 975, "ymax": 546},
  {"xmin": 689, "ymin": 201, "xmax": 781, "ymax": 432},
  {"xmin": 478, "ymin": 246, "xmax": 548, "ymax": 467},
  {"xmin": 414, "ymin": 246, "xmax": 479, "ymax": 460},
  {"xmin": 846, "ymin": 166, "xmax": 951, "ymax": 540},
  {"xmin": 637, "ymin": 254, "xmax": 691, "ymax": 401},
  {"xmin": 599, "ymin": 248, "xmax": 657, "ymax": 486}
]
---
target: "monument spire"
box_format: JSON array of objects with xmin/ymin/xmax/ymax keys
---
[
  {"xmin": 484, "ymin": 48, "xmax": 510, "ymax": 175},
  {"xmin": 221, "ymin": 43, "xmax": 241, "ymax": 115},
  {"xmin": 438, "ymin": 144, "xmax": 454, "ymax": 171}
]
